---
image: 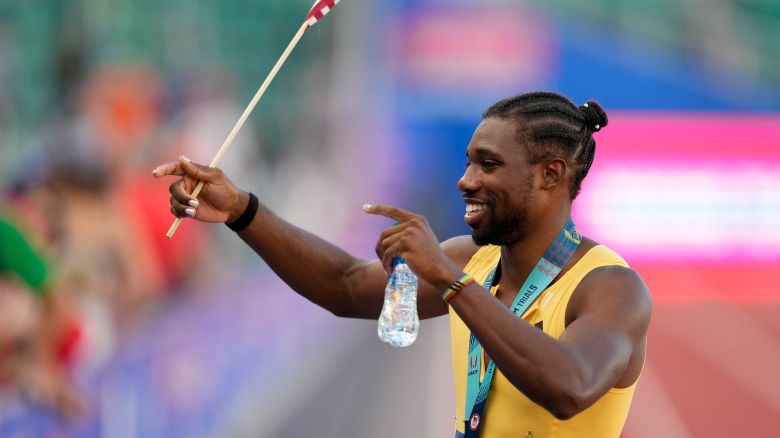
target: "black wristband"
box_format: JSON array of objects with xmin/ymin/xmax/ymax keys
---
[{"xmin": 226, "ymin": 192, "xmax": 258, "ymax": 232}]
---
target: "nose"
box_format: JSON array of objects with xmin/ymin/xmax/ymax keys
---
[{"xmin": 457, "ymin": 164, "xmax": 481, "ymax": 194}]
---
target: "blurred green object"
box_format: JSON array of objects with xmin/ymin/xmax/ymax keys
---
[{"xmin": 0, "ymin": 209, "xmax": 50, "ymax": 295}]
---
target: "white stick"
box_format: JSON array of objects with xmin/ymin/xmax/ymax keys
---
[{"xmin": 167, "ymin": 22, "xmax": 309, "ymax": 239}]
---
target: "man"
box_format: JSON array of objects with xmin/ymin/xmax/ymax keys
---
[
  {"xmin": 154, "ymin": 92, "xmax": 651, "ymax": 437},
  {"xmin": 0, "ymin": 206, "xmax": 82, "ymax": 417}
]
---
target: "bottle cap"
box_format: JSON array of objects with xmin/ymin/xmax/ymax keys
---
[{"xmin": 392, "ymin": 256, "xmax": 405, "ymax": 266}]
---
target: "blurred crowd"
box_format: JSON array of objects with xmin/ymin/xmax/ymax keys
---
[{"xmin": 0, "ymin": 62, "xmax": 265, "ymax": 419}]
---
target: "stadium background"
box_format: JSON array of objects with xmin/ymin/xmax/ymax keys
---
[{"xmin": 0, "ymin": 0, "xmax": 778, "ymax": 436}]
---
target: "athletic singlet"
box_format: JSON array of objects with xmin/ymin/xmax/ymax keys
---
[{"xmin": 449, "ymin": 245, "xmax": 640, "ymax": 437}]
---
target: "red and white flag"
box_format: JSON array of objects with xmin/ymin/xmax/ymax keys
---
[{"xmin": 305, "ymin": 0, "xmax": 340, "ymax": 28}]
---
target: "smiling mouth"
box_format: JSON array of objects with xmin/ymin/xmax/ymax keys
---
[{"xmin": 464, "ymin": 202, "xmax": 488, "ymax": 226}]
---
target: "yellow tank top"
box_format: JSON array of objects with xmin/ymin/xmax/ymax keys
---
[{"xmin": 449, "ymin": 245, "xmax": 639, "ymax": 437}]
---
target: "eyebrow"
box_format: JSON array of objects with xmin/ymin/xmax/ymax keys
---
[{"xmin": 467, "ymin": 147, "xmax": 503, "ymax": 160}]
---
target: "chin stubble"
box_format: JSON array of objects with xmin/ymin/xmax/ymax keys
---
[{"xmin": 471, "ymin": 206, "xmax": 528, "ymax": 246}]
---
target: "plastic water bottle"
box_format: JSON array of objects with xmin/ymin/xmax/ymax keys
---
[{"xmin": 377, "ymin": 257, "xmax": 419, "ymax": 347}]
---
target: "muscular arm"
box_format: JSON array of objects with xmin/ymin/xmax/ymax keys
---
[
  {"xmin": 235, "ymin": 205, "xmax": 482, "ymax": 319},
  {"xmin": 234, "ymin": 200, "xmax": 385, "ymax": 318},
  {"xmin": 364, "ymin": 203, "xmax": 650, "ymax": 417},
  {"xmin": 154, "ymin": 158, "xmax": 476, "ymax": 319},
  {"xmin": 446, "ymin": 265, "xmax": 651, "ymax": 419},
  {"xmin": 235, "ymin": 207, "xmax": 475, "ymax": 319}
]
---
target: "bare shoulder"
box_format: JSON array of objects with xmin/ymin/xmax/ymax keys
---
[
  {"xmin": 440, "ymin": 235, "xmax": 480, "ymax": 269},
  {"xmin": 566, "ymin": 265, "xmax": 652, "ymax": 332}
]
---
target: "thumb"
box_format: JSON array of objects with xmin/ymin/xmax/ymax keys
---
[{"xmin": 179, "ymin": 156, "xmax": 220, "ymax": 182}]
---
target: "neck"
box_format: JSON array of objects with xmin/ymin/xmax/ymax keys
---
[{"xmin": 498, "ymin": 204, "xmax": 571, "ymax": 289}]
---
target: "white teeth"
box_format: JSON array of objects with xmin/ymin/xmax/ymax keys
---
[{"xmin": 466, "ymin": 203, "xmax": 486, "ymax": 214}]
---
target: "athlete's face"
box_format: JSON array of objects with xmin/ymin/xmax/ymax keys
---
[{"xmin": 457, "ymin": 117, "xmax": 537, "ymax": 246}]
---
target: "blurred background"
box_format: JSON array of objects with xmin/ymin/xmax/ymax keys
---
[{"xmin": 0, "ymin": 0, "xmax": 778, "ymax": 437}]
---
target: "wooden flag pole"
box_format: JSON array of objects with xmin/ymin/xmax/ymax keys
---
[{"xmin": 166, "ymin": 22, "xmax": 310, "ymax": 239}]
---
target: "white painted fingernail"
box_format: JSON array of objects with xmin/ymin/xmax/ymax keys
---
[
  {"xmin": 152, "ymin": 167, "xmax": 160, "ymax": 176},
  {"xmin": 188, "ymin": 199, "xmax": 199, "ymax": 208},
  {"xmin": 185, "ymin": 208, "xmax": 196, "ymax": 217},
  {"xmin": 179, "ymin": 155, "xmax": 191, "ymax": 162},
  {"xmin": 362, "ymin": 203, "xmax": 372, "ymax": 211}
]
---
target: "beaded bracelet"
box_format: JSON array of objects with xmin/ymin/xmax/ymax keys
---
[{"xmin": 441, "ymin": 273, "xmax": 475, "ymax": 303}]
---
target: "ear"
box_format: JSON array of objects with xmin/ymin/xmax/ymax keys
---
[{"xmin": 541, "ymin": 158, "xmax": 567, "ymax": 190}]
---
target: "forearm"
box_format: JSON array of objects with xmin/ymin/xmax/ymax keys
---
[
  {"xmin": 156, "ymin": 161, "xmax": 383, "ymax": 317},
  {"xmin": 448, "ymin": 285, "xmax": 603, "ymax": 419},
  {"xmin": 235, "ymin": 200, "xmax": 383, "ymax": 318}
]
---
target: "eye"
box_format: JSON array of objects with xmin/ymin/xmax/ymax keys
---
[
  {"xmin": 464, "ymin": 160, "xmax": 471, "ymax": 169},
  {"xmin": 483, "ymin": 160, "xmax": 500, "ymax": 171}
]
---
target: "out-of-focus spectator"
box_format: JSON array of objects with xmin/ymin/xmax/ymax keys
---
[
  {"xmin": 43, "ymin": 159, "xmax": 164, "ymax": 315},
  {"xmin": 0, "ymin": 278, "xmax": 39, "ymax": 363},
  {"xmin": 0, "ymin": 207, "xmax": 81, "ymax": 417},
  {"xmin": 0, "ymin": 62, "xmax": 220, "ymax": 420},
  {"xmin": 77, "ymin": 64, "xmax": 212, "ymax": 292}
]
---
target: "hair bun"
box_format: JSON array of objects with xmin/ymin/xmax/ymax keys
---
[{"xmin": 580, "ymin": 101, "xmax": 608, "ymax": 133}]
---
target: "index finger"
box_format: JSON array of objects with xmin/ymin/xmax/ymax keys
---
[
  {"xmin": 362, "ymin": 203, "xmax": 417, "ymax": 223},
  {"xmin": 152, "ymin": 161, "xmax": 185, "ymax": 178}
]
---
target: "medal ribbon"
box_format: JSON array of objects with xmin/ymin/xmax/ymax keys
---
[{"xmin": 463, "ymin": 219, "xmax": 581, "ymax": 437}]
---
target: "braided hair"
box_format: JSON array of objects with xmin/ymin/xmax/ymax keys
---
[{"xmin": 483, "ymin": 92, "xmax": 608, "ymax": 199}]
